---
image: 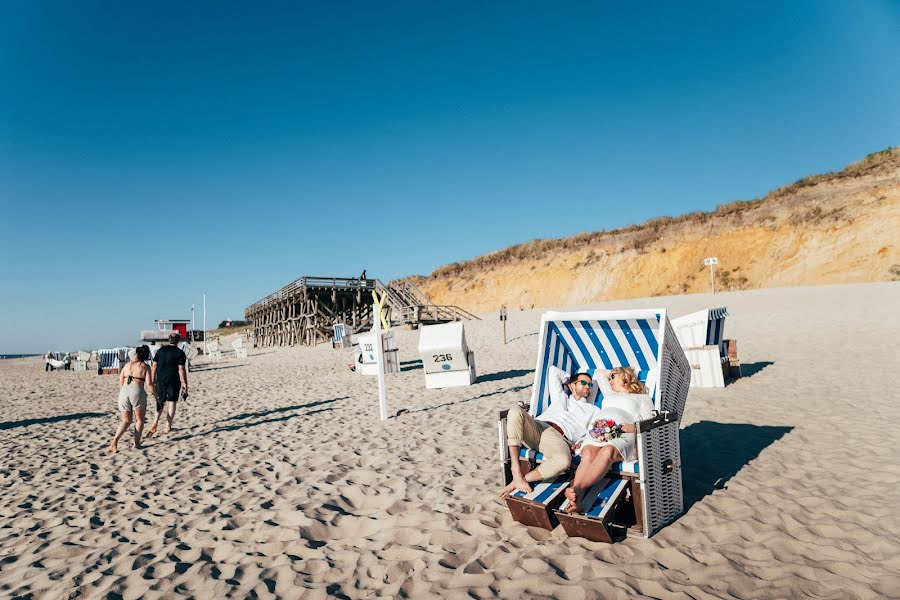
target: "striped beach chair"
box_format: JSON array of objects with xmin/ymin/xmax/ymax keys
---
[
  {"xmin": 97, "ymin": 349, "xmax": 120, "ymax": 375},
  {"xmin": 671, "ymin": 307, "xmax": 738, "ymax": 387},
  {"xmin": 332, "ymin": 323, "xmax": 352, "ymax": 349},
  {"xmin": 499, "ymin": 309, "xmax": 690, "ymax": 539}
]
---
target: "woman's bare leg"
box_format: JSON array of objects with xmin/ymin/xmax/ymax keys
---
[
  {"xmin": 133, "ymin": 408, "xmax": 145, "ymax": 448},
  {"xmin": 109, "ymin": 412, "xmax": 132, "ymax": 454},
  {"xmin": 564, "ymin": 445, "xmax": 622, "ymax": 513}
]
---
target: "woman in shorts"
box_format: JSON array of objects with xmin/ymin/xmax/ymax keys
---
[{"xmin": 109, "ymin": 345, "xmax": 155, "ymax": 453}]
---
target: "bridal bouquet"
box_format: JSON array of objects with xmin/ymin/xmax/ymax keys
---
[{"xmin": 588, "ymin": 419, "xmax": 623, "ymax": 443}]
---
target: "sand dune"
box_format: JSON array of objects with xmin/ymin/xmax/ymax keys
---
[{"xmin": 2, "ymin": 282, "xmax": 899, "ymax": 599}]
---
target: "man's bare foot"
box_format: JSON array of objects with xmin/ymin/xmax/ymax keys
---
[
  {"xmin": 108, "ymin": 441, "xmax": 117, "ymax": 454},
  {"xmin": 133, "ymin": 442, "xmax": 142, "ymax": 450},
  {"xmin": 564, "ymin": 486, "xmax": 583, "ymax": 513},
  {"xmin": 144, "ymin": 428, "xmax": 156, "ymax": 439}
]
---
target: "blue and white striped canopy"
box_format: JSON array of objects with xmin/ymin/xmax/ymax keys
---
[
  {"xmin": 706, "ymin": 307, "xmax": 729, "ymax": 348},
  {"xmin": 530, "ymin": 310, "xmax": 668, "ymax": 415}
]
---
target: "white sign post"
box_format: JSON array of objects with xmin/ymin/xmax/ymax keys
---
[
  {"xmin": 373, "ymin": 302, "xmax": 389, "ymax": 421},
  {"xmin": 704, "ymin": 257, "xmax": 719, "ymax": 295}
]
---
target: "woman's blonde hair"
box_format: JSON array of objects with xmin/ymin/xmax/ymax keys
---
[{"xmin": 610, "ymin": 366, "xmax": 646, "ymax": 394}]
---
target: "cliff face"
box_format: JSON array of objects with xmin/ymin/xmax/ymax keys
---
[{"xmin": 411, "ymin": 148, "xmax": 900, "ymax": 312}]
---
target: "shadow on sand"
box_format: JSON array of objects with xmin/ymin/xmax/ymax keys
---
[
  {"xmin": 507, "ymin": 332, "xmax": 539, "ymax": 343},
  {"xmin": 732, "ymin": 361, "xmax": 775, "ymax": 380},
  {"xmin": 172, "ymin": 397, "xmax": 350, "ymax": 441},
  {"xmin": 476, "ymin": 369, "xmax": 532, "ymax": 384},
  {"xmin": 680, "ymin": 420, "xmax": 793, "ymax": 511},
  {"xmin": 221, "ymin": 397, "xmax": 349, "ymax": 422},
  {"xmin": 1, "ymin": 412, "xmax": 108, "ymax": 431},
  {"xmin": 189, "ymin": 363, "xmax": 248, "ymax": 373},
  {"xmin": 398, "ymin": 383, "xmax": 532, "ymax": 416}
]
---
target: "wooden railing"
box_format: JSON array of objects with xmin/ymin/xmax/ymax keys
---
[{"xmin": 246, "ymin": 276, "xmax": 375, "ymax": 315}]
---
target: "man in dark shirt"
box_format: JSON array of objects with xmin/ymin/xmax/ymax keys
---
[{"xmin": 146, "ymin": 332, "xmax": 188, "ymax": 437}]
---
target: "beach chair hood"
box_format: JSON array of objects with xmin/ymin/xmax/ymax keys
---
[{"xmin": 530, "ymin": 309, "xmax": 689, "ymax": 419}]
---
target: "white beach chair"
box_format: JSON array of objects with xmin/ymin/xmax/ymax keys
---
[
  {"xmin": 417, "ymin": 322, "xmax": 476, "ymax": 389},
  {"xmin": 499, "ymin": 309, "xmax": 690, "ymax": 540},
  {"xmin": 232, "ymin": 337, "xmax": 248, "ymax": 359},
  {"xmin": 75, "ymin": 351, "xmax": 91, "ymax": 371},
  {"xmin": 671, "ymin": 307, "xmax": 738, "ymax": 388},
  {"xmin": 355, "ymin": 331, "xmax": 399, "ymax": 375},
  {"xmin": 179, "ymin": 342, "xmax": 198, "ymax": 370},
  {"xmin": 332, "ymin": 323, "xmax": 352, "ymax": 349},
  {"xmin": 206, "ymin": 340, "xmax": 223, "ymax": 361}
]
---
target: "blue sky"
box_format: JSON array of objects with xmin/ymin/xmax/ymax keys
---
[{"xmin": 1, "ymin": 1, "xmax": 898, "ymax": 353}]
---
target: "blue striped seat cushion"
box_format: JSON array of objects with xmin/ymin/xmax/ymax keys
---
[
  {"xmin": 558, "ymin": 476, "xmax": 629, "ymax": 518},
  {"xmin": 518, "ymin": 448, "xmax": 639, "ymax": 474},
  {"xmin": 509, "ymin": 473, "xmax": 570, "ymax": 505}
]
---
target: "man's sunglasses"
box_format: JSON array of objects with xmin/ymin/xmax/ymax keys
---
[{"xmin": 575, "ymin": 379, "xmax": 593, "ymax": 388}]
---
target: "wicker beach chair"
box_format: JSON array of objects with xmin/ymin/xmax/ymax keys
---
[
  {"xmin": 418, "ymin": 322, "xmax": 476, "ymax": 389},
  {"xmin": 206, "ymin": 340, "xmax": 223, "ymax": 361},
  {"xmin": 332, "ymin": 323, "xmax": 352, "ymax": 349},
  {"xmin": 97, "ymin": 349, "xmax": 120, "ymax": 375},
  {"xmin": 75, "ymin": 351, "xmax": 91, "ymax": 371},
  {"xmin": 354, "ymin": 331, "xmax": 399, "ymax": 375},
  {"xmin": 671, "ymin": 307, "xmax": 740, "ymax": 387},
  {"xmin": 499, "ymin": 309, "xmax": 690, "ymax": 540}
]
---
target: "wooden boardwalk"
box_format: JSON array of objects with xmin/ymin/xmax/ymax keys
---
[{"xmin": 244, "ymin": 276, "xmax": 479, "ymax": 347}]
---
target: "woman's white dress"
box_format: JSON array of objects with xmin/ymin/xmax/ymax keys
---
[{"xmin": 576, "ymin": 372, "xmax": 654, "ymax": 462}]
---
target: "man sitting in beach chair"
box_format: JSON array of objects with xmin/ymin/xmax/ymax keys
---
[{"xmin": 499, "ymin": 366, "xmax": 601, "ymax": 498}]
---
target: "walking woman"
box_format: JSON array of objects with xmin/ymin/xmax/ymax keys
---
[{"xmin": 109, "ymin": 345, "xmax": 155, "ymax": 453}]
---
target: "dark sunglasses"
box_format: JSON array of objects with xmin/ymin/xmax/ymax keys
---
[
  {"xmin": 608, "ymin": 373, "xmax": 618, "ymax": 380},
  {"xmin": 575, "ymin": 379, "xmax": 593, "ymax": 388}
]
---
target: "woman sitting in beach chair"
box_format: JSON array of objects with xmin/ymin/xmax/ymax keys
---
[
  {"xmin": 499, "ymin": 366, "xmax": 603, "ymax": 499},
  {"xmin": 564, "ymin": 366, "xmax": 654, "ymax": 514}
]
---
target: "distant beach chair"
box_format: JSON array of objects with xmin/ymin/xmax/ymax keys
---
[
  {"xmin": 499, "ymin": 309, "xmax": 691, "ymax": 541},
  {"xmin": 206, "ymin": 340, "xmax": 223, "ymax": 361},
  {"xmin": 75, "ymin": 351, "xmax": 91, "ymax": 371},
  {"xmin": 671, "ymin": 307, "xmax": 740, "ymax": 387},
  {"xmin": 332, "ymin": 323, "xmax": 352, "ymax": 349},
  {"xmin": 97, "ymin": 349, "xmax": 120, "ymax": 375},
  {"xmin": 232, "ymin": 337, "xmax": 248, "ymax": 359},
  {"xmin": 417, "ymin": 321, "xmax": 476, "ymax": 388},
  {"xmin": 354, "ymin": 331, "xmax": 399, "ymax": 375},
  {"xmin": 179, "ymin": 341, "xmax": 199, "ymax": 370}
]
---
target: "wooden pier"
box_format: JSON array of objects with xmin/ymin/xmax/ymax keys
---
[{"xmin": 244, "ymin": 276, "xmax": 479, "ymax": 348}]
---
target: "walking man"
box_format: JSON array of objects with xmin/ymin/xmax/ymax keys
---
[{"xmin": 147, "ymin": 332, "xmax": 188, "ymax": 437}]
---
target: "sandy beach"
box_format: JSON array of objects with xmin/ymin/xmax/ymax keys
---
[{"xmin": 2, "ymin": 281, "xmax": 899, "ymax": 599}]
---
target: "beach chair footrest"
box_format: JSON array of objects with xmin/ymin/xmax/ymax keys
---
[
  {"xmin": 505, "ymin": 475, "xmax": 570, "ymax": 530},
  {"xmin": 555, "ymin": 477, "xmax": 630, "ymax": 543}
]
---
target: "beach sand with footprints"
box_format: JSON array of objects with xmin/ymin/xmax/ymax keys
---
[{"xmin": 2, "ymin": 281, "xmax": 899, "ymax": 599}]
